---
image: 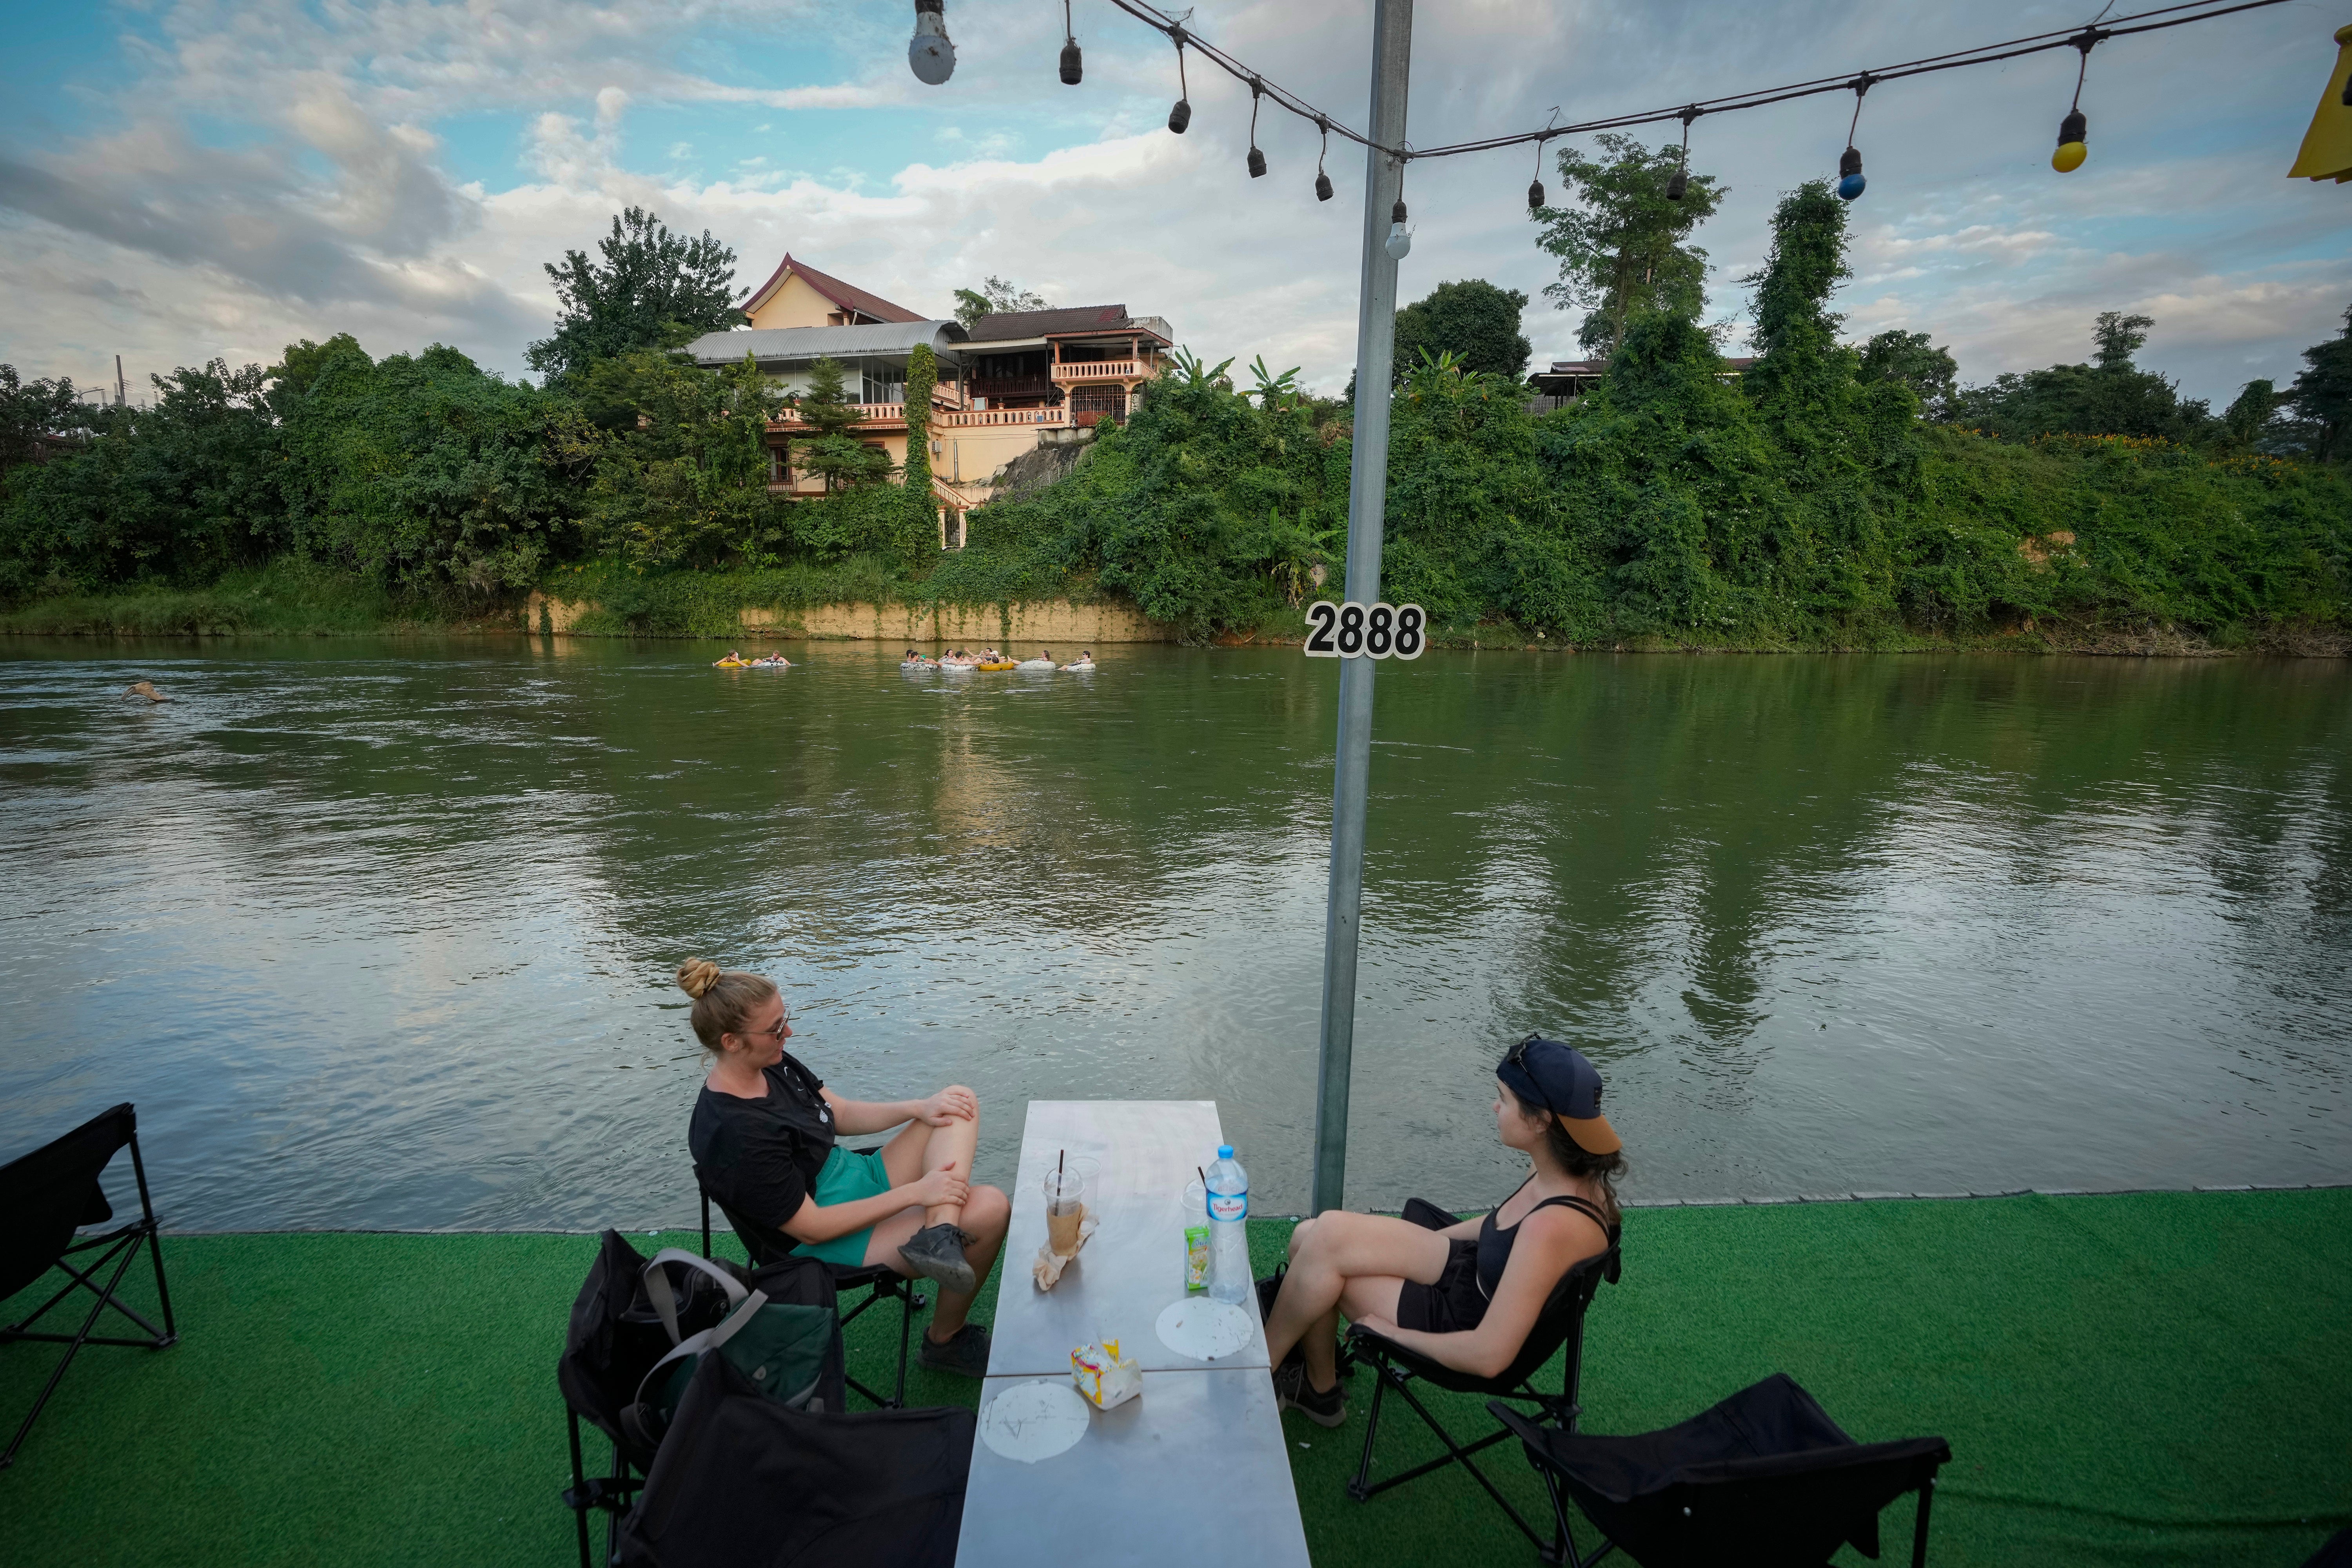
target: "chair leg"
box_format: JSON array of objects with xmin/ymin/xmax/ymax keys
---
[
  {"xmin": 1347, "ymin": 1361, "xmax": 1392, "ymax": 1501},
  {"xmin": 1, "ymin": 1229, "xmax": 147, "ymax": 1468},
  {"xmin": 1911, "ymin": 1475, "xmax": 1936, "ymax": 1568},
  {"xmin": 699, "ymin": 1191, "xmax": 711, "ymax": 1260},
  {"xmin": 566, "ymin": 1410, "xmax": 594, "ymax": 1568},
  {"xmin": 128, "ymin": 1130, "xmax": 177, "ymax": 1345},
  {"xmin": 891, "ymin": 1278, "xmax": 914, "ymax": 1408}
]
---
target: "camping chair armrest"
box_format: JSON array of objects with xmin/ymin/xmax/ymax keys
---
[
  {"xmin": 1344, "ymin": 1321, "xmax": 1419, "ymax": 1368},
  {"xmin": 1485, "ymin": 1398, "xmax": 1555, "ymax": 1451},
  {"xmin": 1401, "ymin": 1198, "xmax": 1461, "ymax": 1230}
]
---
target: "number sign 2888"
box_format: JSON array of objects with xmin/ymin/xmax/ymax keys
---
[{"xmin": 1304, "ymin": 601, "xmax": 1426, "ymax": 660}]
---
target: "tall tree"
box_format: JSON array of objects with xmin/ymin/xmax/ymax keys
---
[
  {"xmin": 1532, "ymin": 133, "xmax": 1725, "ymax": 358},
  {"xmin": 1743, "ymin": 180, "xmax": 1863, "ymax": 479},
  {"xmin": 1856, "ymin": 330, "xmax": 1958, "ymax": 419},
  {"xmin": 2218, "ymin": 379, "xmax": 2280, "ymax": 454},
  {"xmin": 526, "ymin": 207, "xmax": 742, "ymax": 384},
  {"xmin": 1392, "ymin": 279, "xmax": 1533, "ymax": 384},
  {"xmin": 0, "ymin": 366, "xmax": 89, "ymax": 473},
  {"xmin": 952, "ymin": 276, "xmax": 1051, "ymax": 330},
  {"xmin": 1947, "ymin": 311, "xmax": 2211, "ymax": 443},
  {"xmin": 2092, "ymin": 311, "xmax": 2156, "ymax": 372},
  {"xmin": 2288, "ymin": 305, "xmax": 2352, "ymax": 461},
  {"xmin": 788, "ymin": 357, "xmax": 892, "ymax": 493}
]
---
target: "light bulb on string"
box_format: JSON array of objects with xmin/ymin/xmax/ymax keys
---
[
  {"xmin": 1247, "ymin": 78, "xmax": 1267, "ymax": 177},
  {"xmin": 1314, "ymin": 118, "xmax": 1334, "ymax": 201},
  {"xmin": 1385, "ymin": 199, "xmax": 1412, "ymax": 261},
  {"xmin": 2052, "ymin": 27, "xmax": 2106, "ymax": 172},
  {"xmin": 1167, "ymin": 27, "xmax": 1191, "ymax": 134},
  {"xmin": 1836, "ymin": 74, "xmax": 1874, "ymax": 201},
  {"xmin": 1667, "ymin": 107, "xmax": 1697, "ymax": 201},
  {"xmin": 908, "ymin": 0, "xmax": 955, "ymax": 86},
  {"xmin": 1527, "ymin": 109, "xmax": 1560, "ymax": 211},
  {"xmin": 1059, "ymin": 0, "xmax": 1082, "ymax": 85}
]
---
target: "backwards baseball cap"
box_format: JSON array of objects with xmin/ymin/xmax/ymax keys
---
[{"xmin": 1496, "ymin": 1035, "xmax": 1621, "ymax": 1155}]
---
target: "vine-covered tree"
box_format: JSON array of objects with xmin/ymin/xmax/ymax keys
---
[
  {"xmin": 1532, "ymin": 134, "xmax": 1725, "ymax": 358},
  {"xmin": 789, "ymin": 357, "xmax": 893, "ymax": 493},
  {"xmin": 1392, "ymin": 279, "xmax": 1534, "ymax": 384},
  {"xmin": 526, "ymin": 207, "xmax": 743, "ymax": 384},
  {"xmin": 952, "ymin": 276, "xmax": 1051, "ymax": 330},
  {"xmin": 899, "ymin": 343, "xmax": 942, "ymax": 561}
]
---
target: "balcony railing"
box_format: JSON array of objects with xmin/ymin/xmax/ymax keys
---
[
  {"xmin": 935, "ymin": 407, "xmax": 1070, "ymax": 428},
  {"xmin": 1051, "ymin": 359, "xmax": 1142, "ymax": 382}
]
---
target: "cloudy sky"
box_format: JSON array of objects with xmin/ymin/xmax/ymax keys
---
[{"xmin": 2, "ymin": 0, "xmax": 2345, "ymax": 406}]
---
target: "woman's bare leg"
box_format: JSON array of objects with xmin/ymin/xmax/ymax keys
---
[
  {"xmin": 877, "ymin": 1089, "xmax": 981, "ymax": 1230},
  {"xmin": 1266, "ymin": 1212, "xmax": 1449, "ymax": 1386}
]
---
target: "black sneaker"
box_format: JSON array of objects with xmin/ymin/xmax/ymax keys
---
[
  {"xmin": 898, "ymin": 1223, "xmax": 977, "ymax": 1295},
  {"xmin": 918, "ymin": 1321, "xmax": 992, "ymax": 1377},
  {"xmin": 1273, "ymin": 1362, "xmax": 1348, "ymax": 1428}
]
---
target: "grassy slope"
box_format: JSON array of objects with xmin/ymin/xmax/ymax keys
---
[{"xmin": 2, "ymin": 1190, "xmax": 2344, "ymax": 1566}]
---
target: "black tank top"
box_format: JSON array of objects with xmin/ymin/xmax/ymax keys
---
[{"xmin": 1474, "ymin": 1177, "xmax": 1613, "ymax": 1299}]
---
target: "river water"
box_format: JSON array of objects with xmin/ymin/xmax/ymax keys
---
[{"xmin": 2, "ymin": 640, "xmax": 2346, "ymax": 1230}]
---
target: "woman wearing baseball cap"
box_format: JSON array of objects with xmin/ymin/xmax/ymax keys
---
[{"xmin": 1262, "ymin": 1035, "xmax": 1623, "ymax": 1427}]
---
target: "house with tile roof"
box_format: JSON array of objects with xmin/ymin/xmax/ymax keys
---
[{"xmin": 686, "ymin": 256, "xmax": 1174, "ymax": 548}]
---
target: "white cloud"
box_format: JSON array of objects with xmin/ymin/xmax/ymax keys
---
[{"xmin": 0, "ymin": 0, "xmax": 2345, "ymax": 405}]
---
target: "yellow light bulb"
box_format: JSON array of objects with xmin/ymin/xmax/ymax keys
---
[{"xmin": 2053, "ymin": 141, "xmax": 2088, "ymax": 173}]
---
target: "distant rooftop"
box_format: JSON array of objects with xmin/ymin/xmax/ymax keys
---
[
  {"xmin": 965, "ymin": 305, "xmax": 1174, "ymax": 344},
  {"xmin": 686, "ymin": 321, "xmax": 967, "ymax": 366}
]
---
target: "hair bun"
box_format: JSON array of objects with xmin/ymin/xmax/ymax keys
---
[{"xmin": 676, "ymin": 958, "xmax": 722, "ymax": 1000}]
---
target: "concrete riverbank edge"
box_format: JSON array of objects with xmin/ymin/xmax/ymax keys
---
[{"xmin": 4, "ymin": 1190, "xmax": 2343, "ymax": 1568}]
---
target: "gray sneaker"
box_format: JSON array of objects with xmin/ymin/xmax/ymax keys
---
[
  {"xmin": 1273, "ymin": 1362, "xmax": 1348, "ymax": 1428},
  {"xmin": 897, "ymin": 1223, "xmax": 977, "ymax": 1295},
  {"xmin": 918, "ymin": 1322, "xmax": 992, "ymax": 1377}
]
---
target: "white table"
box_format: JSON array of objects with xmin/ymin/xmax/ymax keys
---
[{"xmin": 953, "ymin": 1101, "xmax": 1311, "ymax": 1568}]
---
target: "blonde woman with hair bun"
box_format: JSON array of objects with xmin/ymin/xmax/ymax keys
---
[{"xmin": 677, "ymin": 957, "xmax": 1008, "ymax": 1377}]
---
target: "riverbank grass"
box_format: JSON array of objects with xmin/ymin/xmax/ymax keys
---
[{"xmin": 2, "ymin": 1190, "xmax": 2345, "ymax": 1566}]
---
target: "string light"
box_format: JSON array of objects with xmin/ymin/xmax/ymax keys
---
[
  {"xmin": 1248, "ymin": 78, "xmax": 1268, "ymax": 176},
  {"xmin": 1385, "ymin": 156, "xmax": 1412, "ymax": 258},
  {"xmin": 1167, "ymin": 25, "xmax": 1191, "ymax": 133},
  {"xmin": 1060, "ymin": 0, "xmax": 1083, "ymax": 85},
  {"xmin": 908, "ymin": 0, "xmax": 955, "ymax": 86},
  {"xmin": 1082, "ymin": 0, "xmax": 2288, "ymax": 210},
  {"xmin": 1667, "ymin": 107, "xmax": 1698, "ymax": 200},
  {"xmin": 2053, "ymin": 27, "xmax": 2108, "ymax": 171},
  {"xmin": 1836, "ymin": 74, "xmax": 1873, "ymax": 201},
  {"xmin": 1527, "ymin": 109, "xmax": 1559, "ymax": 210}
]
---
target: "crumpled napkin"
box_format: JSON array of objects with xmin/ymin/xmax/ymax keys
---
[{"xmin": 1031, "ymin": 1214, "xmax": 1100, "ymax": 1291}]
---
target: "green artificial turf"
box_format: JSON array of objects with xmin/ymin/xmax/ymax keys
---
[{"xmin": 1, "ymin": 1192, "xmax": 2345, "ymax": 1567}]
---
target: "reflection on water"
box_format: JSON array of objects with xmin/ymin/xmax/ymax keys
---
[{"xmin": 1, "ymin": 640, "xmax": 2346, "ymax": 1229}]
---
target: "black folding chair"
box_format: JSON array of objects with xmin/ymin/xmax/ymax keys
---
[
  {"xmin": 556, "ymin": 1230, "xmax": 671, "ymax": 1568},
  {"xmin": 1343, "ymin": 1198, "xmax": 1621, "ymax": 1556},
  {"xmin": 1, "ymin": 1102, "xmax": 178, "ymax": 1470},
  {"xmin": 699, "ymin": 1179, "xmax": 925, "ymax": 1410},
  {"xmin": 1490, "ymin": 1373, "xmax": 1951, "ymax": 1568}
]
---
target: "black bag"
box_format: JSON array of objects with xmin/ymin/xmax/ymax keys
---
[
  {"xmin": 616, "ymin": 1352, "xmax": 974, "ymax": 1568},
  {"xmin": 622, "ymin": 1249, "xmax": 844, "ymax": 1450},
  {"xmin": 558, "ymin": 1231, "xmax": 678, "ymax": 1473}
]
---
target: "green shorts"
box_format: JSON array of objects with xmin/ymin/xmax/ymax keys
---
[{"xmin": 793, "ymin": 1146, "xmax": 895, "ymax": 1267}]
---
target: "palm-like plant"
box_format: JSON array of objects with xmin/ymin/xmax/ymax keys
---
[{"xmin": 1249, "ymin": 356, "xmax": 1302, "ymax": 411}]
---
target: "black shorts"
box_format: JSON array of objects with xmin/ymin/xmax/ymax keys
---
[{"xmin": 1395, "ymin": 1237, "xmax": 1488, "ymax": 1334}]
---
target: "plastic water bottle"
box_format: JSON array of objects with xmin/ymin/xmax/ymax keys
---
[{"xmin": 1205, "ymin": 1145, "xmax": 1249, "ymax": 1305}]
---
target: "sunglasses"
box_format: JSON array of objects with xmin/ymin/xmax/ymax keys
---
[{"xmin": 742, "ymin": 1010, "xmax": 791, "ymax": 1042}]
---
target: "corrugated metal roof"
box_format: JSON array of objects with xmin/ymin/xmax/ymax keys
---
[
  {"xmin": 966, "ymin": 305, "xmax": 1136, "ymax": 341},
  {"xmin": 687, "ymin": 321, "xmax": 968, "ymax": 365}
]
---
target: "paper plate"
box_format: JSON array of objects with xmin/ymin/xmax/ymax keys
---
[
  {"xmin": 1154, "ymin": 1297, "xmax": 1256, "ymax": 1362},
  {"xmin": 978, "ymin": 1379, "xmax": 1091, "ymax": 1464}
]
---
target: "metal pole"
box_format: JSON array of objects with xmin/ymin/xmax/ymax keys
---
[{"xmin": 1310, "ymin": 0, "xmax": 1412, "ymax": 1218}]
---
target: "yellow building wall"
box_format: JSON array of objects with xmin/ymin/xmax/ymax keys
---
[{"xmin": 746, "ymin": 272, "xmax": 841, "ymax": 330}]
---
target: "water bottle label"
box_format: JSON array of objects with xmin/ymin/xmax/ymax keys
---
[{"xmin": 1207, "ymin": 1190, "xmax": 1247, "ymax": 1223}]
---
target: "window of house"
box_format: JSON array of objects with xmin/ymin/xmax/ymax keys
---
[{"xmin": 859, "ymin": 359, "xmax": 907, "ymax": 405}]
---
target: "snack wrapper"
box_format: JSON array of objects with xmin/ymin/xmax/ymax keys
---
[
  {"xmin": 1184, "ymin": 1225, "xmax": 1210, "ymax": 1290},
  {"xmin": 1070, "ymin": 1339, "xmax": 1142, "ymax": 1410}
]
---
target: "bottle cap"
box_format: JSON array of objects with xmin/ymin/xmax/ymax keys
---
[{"xmin": 1217, "ymin": 1145, "xmax": 1234, "ymax": 1160}]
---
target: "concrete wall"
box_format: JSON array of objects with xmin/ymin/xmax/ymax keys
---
[{"xmin": 521, "ymin": 592, "xmax": 1174, "ymax": 643}]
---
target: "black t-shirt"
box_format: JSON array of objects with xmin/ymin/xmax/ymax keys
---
[{"xmin": 688, "ymin": 1053, "xmax": 837, "ymax": 1234}]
